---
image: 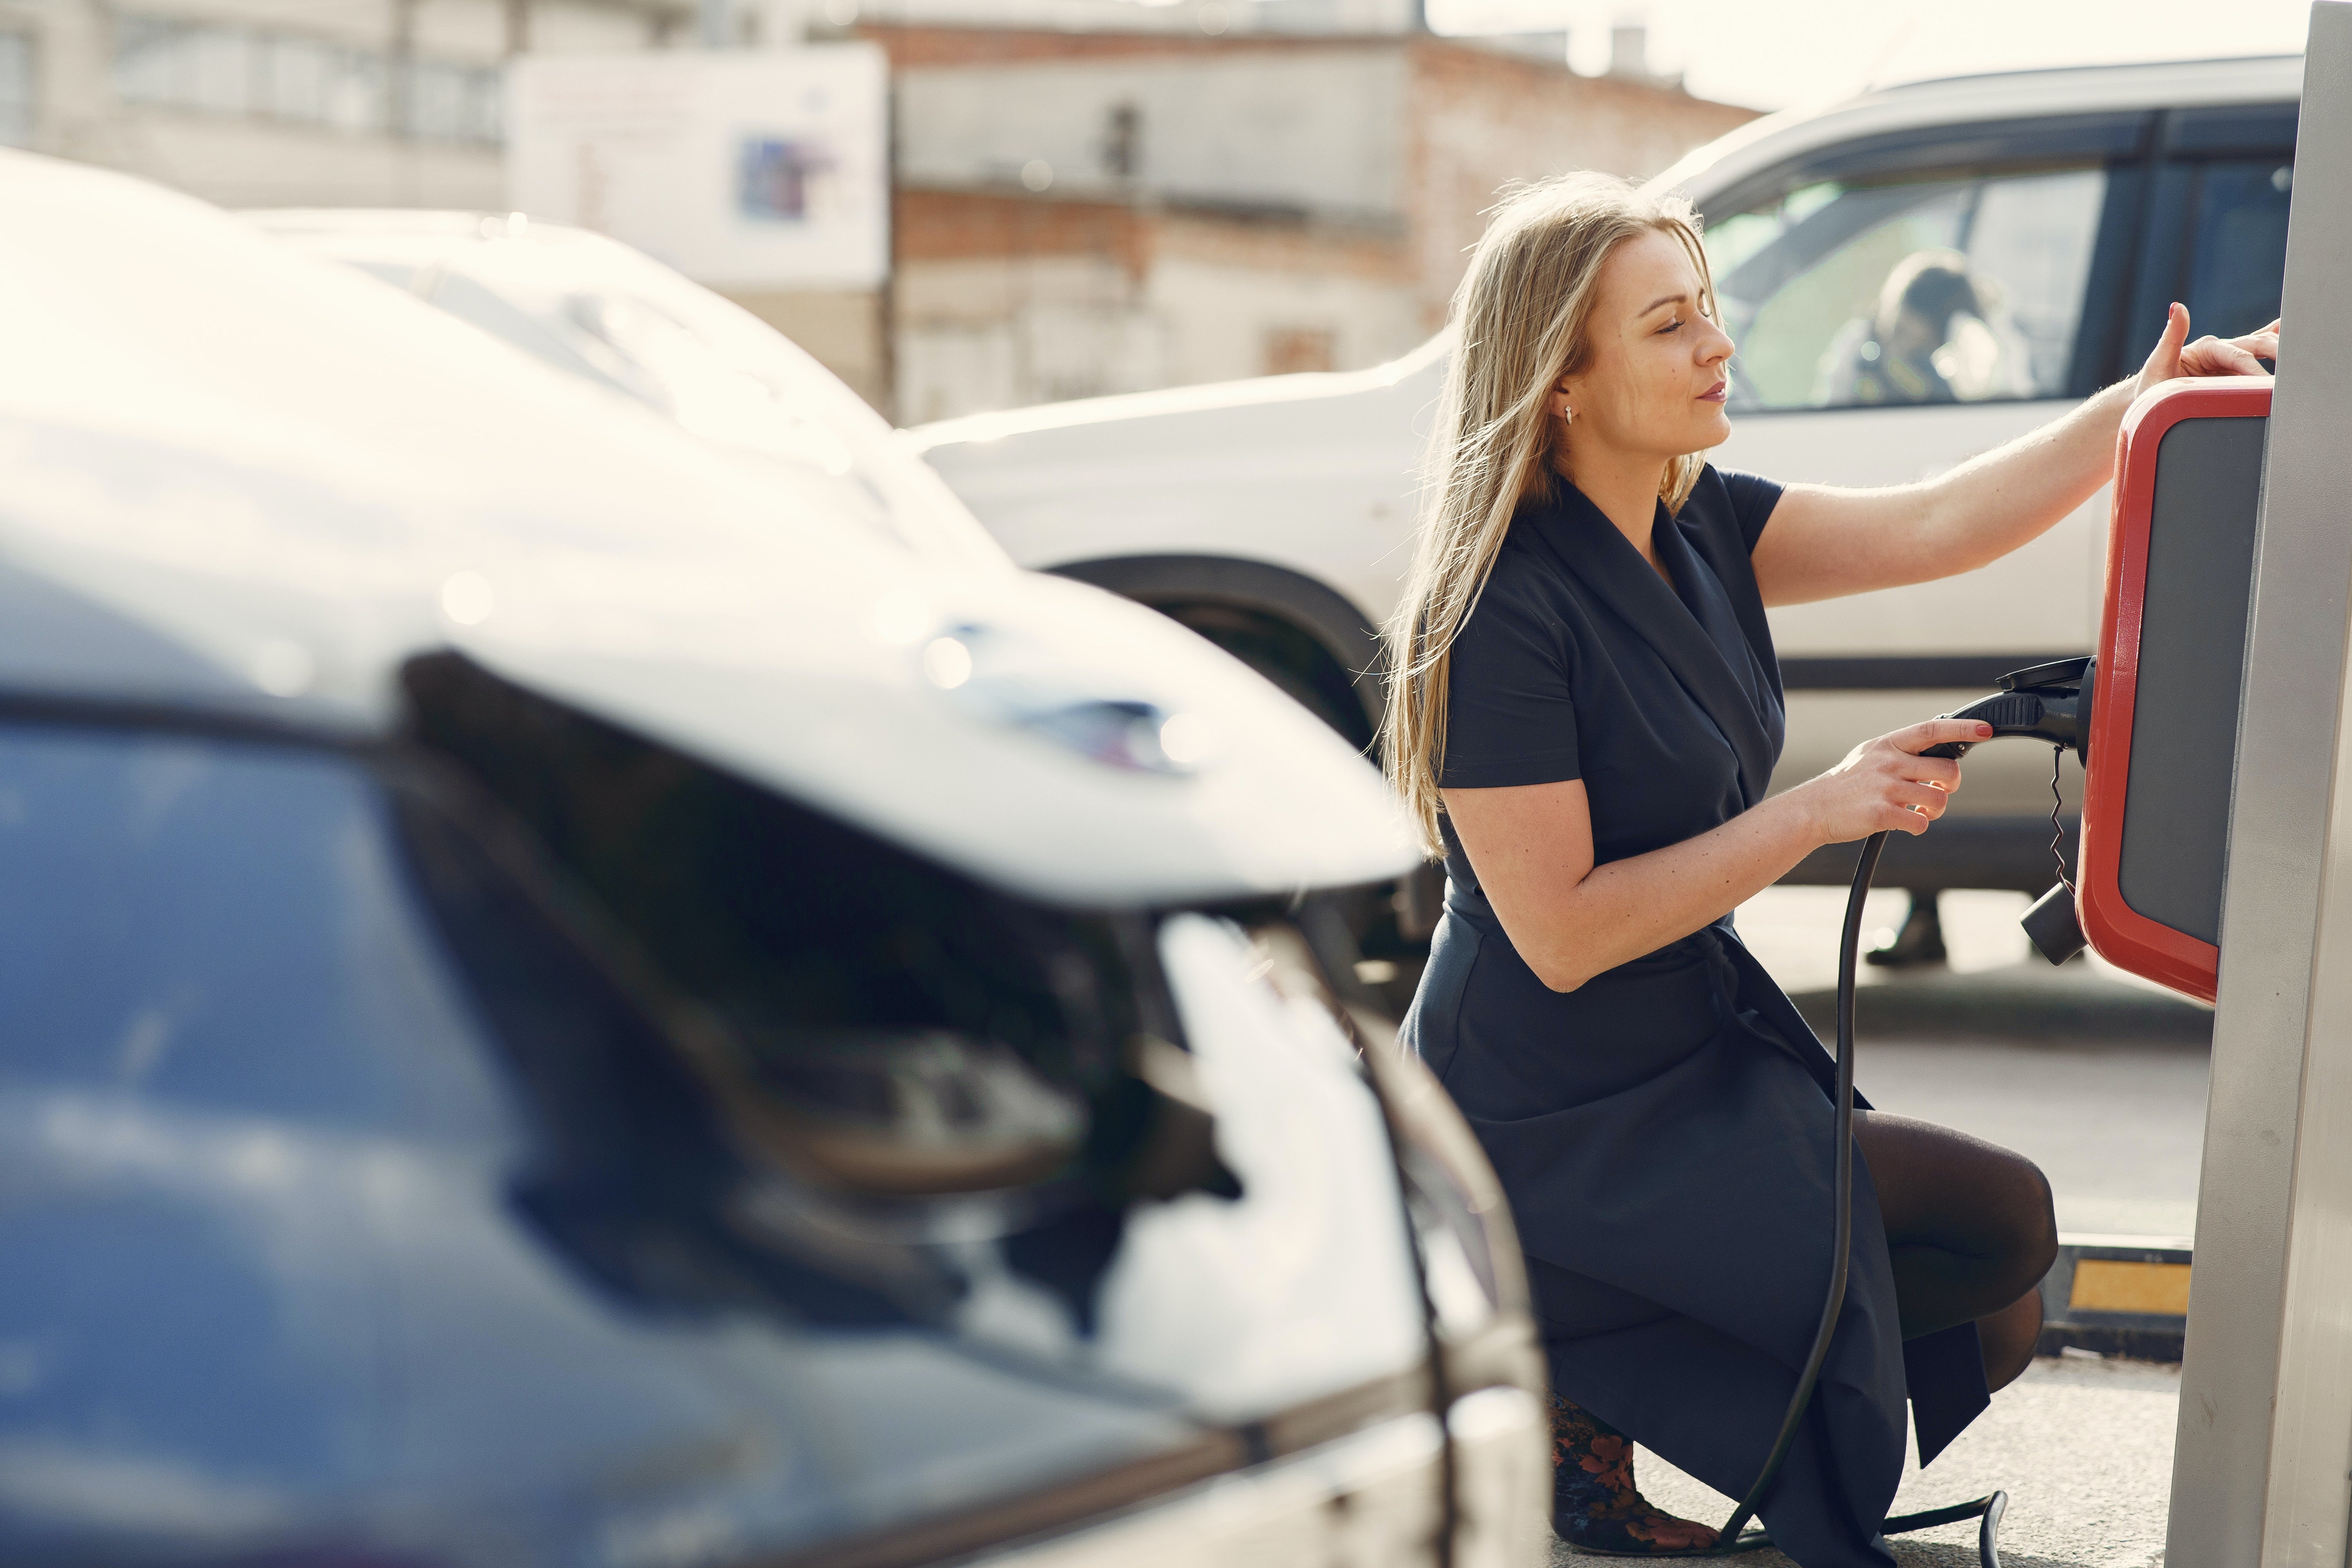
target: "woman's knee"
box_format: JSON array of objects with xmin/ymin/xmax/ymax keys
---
[
  {"xmin": 1981, "ymin": 1285, "xmax": 2045, "ymax": 1391},
  {"xmin": 1987, "ymin": 1156, "xmax": 2059, "ymax": 1303},
  {"xmin": 1865, "ymin": 1111, "xmax": 2058, "ymax": 1301}
]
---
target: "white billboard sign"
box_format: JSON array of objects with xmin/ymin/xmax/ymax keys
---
[{"xmin": 508, "ymin": 46, "xmax": 889, "ymax": 291}]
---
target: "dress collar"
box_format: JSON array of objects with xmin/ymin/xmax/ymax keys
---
[{"xmin": 1517, "ymin": 479, "xmax": 1778, "ymax": 806}]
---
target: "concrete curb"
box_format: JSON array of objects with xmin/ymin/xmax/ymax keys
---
[
  {"xmin": 2035, "ymin": 1234, "xmax": 2191, "ymax": 1363},
  {"xmin": 1789, "ymin": 975, "xmax": 2212, "ymax": 1043}
]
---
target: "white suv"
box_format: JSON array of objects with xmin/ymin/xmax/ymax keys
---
[{"xmin": 913, "ymin": 55, "xmax": 2301, "ymax": 952}]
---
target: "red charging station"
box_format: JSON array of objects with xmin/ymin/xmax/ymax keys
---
[{"xmin": 2076, "ymin": 379, "xmax": 2272, "ymax": 1004}]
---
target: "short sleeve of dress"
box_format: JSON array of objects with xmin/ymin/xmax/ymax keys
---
[
  {"xmin": 1716, "ymin": 468, "xmax": 1787, "ymax": 553},
  {"xmin": 1436, "ymin": 572, "xmax": 1580, "ymax": 789}
]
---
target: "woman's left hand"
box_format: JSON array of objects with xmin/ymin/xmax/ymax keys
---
[{"xmin": 2134, "ymin": 302, "xmax": 2280, "ymax": 399}]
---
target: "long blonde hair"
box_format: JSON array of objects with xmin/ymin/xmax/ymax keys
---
[{"xmin": 1382, "ymin": 174, "xmax": 1719, "ymax": 856}]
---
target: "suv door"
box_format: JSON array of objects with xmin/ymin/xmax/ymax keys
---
[{"xmin": 1699, "ymin": 114, "xmax": 2150, "ymax": 870}]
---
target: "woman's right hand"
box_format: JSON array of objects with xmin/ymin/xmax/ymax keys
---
[{"xmin": 1794, "ymin": 719, "xmax": 1991, "ymax": 842}]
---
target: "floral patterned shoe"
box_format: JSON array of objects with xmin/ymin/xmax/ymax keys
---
[{"xmin": 1549, "ymin": 1392, "xmax": 1722, "ymax": 1557}]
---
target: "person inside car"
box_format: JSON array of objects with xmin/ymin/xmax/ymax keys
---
[
  {"xmin": 1820, "ymin": 248, "xmax": 2033, "ymax": 405},
  {"xmin": 1383, "ymin": 172, "xmax": 2276, "ymax": 1566}
]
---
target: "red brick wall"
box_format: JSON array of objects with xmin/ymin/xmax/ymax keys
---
[
  {"xmin": 896, "ymin": 189, "xmax": 1413, "ymax": 283},
  {"xmin": 875, "ymin": 24, "xmax": 1761, "ymax": 404},
  {"xmin": 1406, "ymin": 39, "xmax": 1760, "ymax": 328},
  {"xmin": 897, "ymin": 188, "xmax": 1156, "ymax": 280},
  {"xmin": 1150, "ymin": 209, "xmax": 1411, "ymax": 281},
  {"xmin": 874, "ymin": 26, "xmax": 1756, "ymax": 328}
]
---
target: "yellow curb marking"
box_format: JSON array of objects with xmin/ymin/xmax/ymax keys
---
[{"xmin": 2070, "ymin": 1259, "xmax": 2192, "ymax": 1315}]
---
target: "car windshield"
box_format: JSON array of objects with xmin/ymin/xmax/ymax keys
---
[{"xmin": 256, "ymin": 214, "xmax": 1009, "ymax": 575}]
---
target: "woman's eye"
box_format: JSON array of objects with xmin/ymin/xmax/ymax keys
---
[{"xmin": 1658, "ymin": 318, "xmax": 1683, "ymax": 335}]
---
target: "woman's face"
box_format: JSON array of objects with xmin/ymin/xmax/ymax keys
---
[{"xmin": 1555, "ymin": 228, "xmax": 1737, "ymax": 465}]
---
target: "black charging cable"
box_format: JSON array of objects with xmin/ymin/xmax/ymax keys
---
[
  {"xmin": 1699, "ymin": 829, "xmax": 2008, "ymax": 1567},
  {"xmin": 1692, "ymin": 660, "xmax": 2084, "ymax": 1555},
  {"xmin": 2048, "ymin": 744, "xmax": 2076, "ymax": 901}
]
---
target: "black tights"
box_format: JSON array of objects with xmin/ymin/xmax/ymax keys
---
[
  {"xmin": 1526, "ymin": 1113, "xmax": 2058, "ymax": 1392},
  {"xmin": 1855, "ymin": 1109, "xmax": 2057, "ymax": 1391}
]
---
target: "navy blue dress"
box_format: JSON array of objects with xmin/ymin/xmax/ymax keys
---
[{"xmin": 1400, "ymin": 468, "xmax": 1988, "ymax": 1568}]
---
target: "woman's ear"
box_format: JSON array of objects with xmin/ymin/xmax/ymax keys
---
[{"xmin": 1553, "ymin": 377, "xmax": 1576, "ymax": 423}]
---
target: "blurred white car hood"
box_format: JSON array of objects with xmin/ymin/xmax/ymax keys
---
[{"xmin": 0, "ymin": 151, "xmax": 1415, "ymax": 907}]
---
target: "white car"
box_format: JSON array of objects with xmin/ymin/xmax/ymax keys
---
[
  {"xmin": 244, "ymin": 206, "xmax": 1011, "ymax": 578},
  {"xmin": 247, "ymin": 206, "xmax": 1442, "ymax": 984},
  {"xmin": 912, "ymin": 55, "xmax": 2300, "ymax": 960},
  {"xmin": 0, "ymin": 153, "xmax": 1547, "ymax": 1568}
]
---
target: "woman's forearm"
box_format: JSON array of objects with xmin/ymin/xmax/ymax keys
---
[
  {"xmin": 1758, "ymin": 308, "xmax": 2278, "ymax": 607},
  {"xmin": 1756, "ymin": 383, "xmax": 2131, "ymax": 606},
  {"xmin": 1916, "ymin": 306, "xmax": 2283, "ymax": 575},
  {"xmin": 1449, "ymin": 721, "xmax": 1982, "ymax": 993},
  {"xmin": 1909, "ymin": 379, "xmax": 2136, "ymax": 578},
  {"xmin": 1509, "ymin": 791, "xmax": 1824, "ymax": 991}
]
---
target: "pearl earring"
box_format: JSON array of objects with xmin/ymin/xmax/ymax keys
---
[{"xmin": 1561, "ymin": 405, "xmax": 1575, "ymax": 424}]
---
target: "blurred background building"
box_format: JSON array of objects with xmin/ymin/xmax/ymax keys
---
[
  {"xmin": 0, "ymin": 1, "xmax": 634, "ymax": 207},
  {"xmin": 0, "ymin": 0, "xmax": 1755, "ymax": 415},
  {"xmin": 880, "ymin": 23, "xmax": 1749, "ymax": 420}
]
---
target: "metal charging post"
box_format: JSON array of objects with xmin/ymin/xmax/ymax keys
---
[{"xmin": 2167, "ymin": 5, "xmax": 2352, "ymax": 1564}]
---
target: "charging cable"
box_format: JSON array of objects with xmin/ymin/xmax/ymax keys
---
[{"xmin": 1700, "ymin": 831, "xmax": 2008, "ymax": 1566}]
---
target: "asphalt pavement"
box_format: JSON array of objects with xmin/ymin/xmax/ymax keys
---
[
  {"xmin": 1548, "ymin": 1355, "xmax": 2180, "ymax": 1568},
  {"xmin": 1732, "ymin": 886, "xmax": 2211, "ymax": 1242}
]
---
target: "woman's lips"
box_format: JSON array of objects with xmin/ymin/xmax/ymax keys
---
[{"xmin": 1700, "ymin": 381, "xmax": 1729, "ymax": 403}]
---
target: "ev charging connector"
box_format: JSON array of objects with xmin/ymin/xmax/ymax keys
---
[{"xmin": 1922, "ymin": 656, "xmax": 2095, "ymax": 966}]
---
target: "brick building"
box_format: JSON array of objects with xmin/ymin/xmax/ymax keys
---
[
  {"xmin": 876, "ymin": 23, "xmax": 1757, "ymax": 421},
  {"xmin": 0, "ymin": 1, "xmax": 721, "ymax": 209},
  {"xmin": 0, "ymin": 0, "xmax": 1754, "ymax": 420}
]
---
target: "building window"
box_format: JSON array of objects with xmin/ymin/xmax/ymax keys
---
[
  {"xmin": 1263, "ymin": 327, "xmax": 1336, "ymax": 376},
  {"xmin": 114, "ymin": 15, "xmax": 502, "ymax": 146},
  {"xmin": 0, "ymin": 31, "xmax": 35, "ymax": 148},
  {"xmin": 256, "ymin": 35, "xmax": 389, "ymax": 134},
  {"xmin": 1101, "ymin": 102, "xmax": 1141, "ymax": 180},
  {"xmin": 406, "ymin": 58, "xmax": 503, "ymax": 145}
]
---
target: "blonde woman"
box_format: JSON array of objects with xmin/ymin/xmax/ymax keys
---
[{"xmin": 1385, "ymin": 174, "xmax": 2276, "ymax": 1566}]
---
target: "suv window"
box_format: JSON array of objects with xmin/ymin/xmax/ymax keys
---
[
  {"xmin": 2120, "ymin": 104, "xmax": 2297, "ymax": 352},
  {"xmin": 2180, "ymin": 158, "xmax": 2293, "ymax": 339},
  {"xmin": 1706, "ymin": 165, "xmax": 2109, "ymax": 412},
  {"xmin": 2125, "ymin": 158, "xmax": 2294, "ymax": 370}
]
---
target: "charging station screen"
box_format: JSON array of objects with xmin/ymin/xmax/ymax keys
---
[{"xmin": 2118, "ymin": 416, "xmax": 2266, "ymax": 945}]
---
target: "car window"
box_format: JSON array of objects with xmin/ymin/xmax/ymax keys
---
[
  {"xmin": 1706, "ymin": 165, "xmax": 2108, "ymax": 411},
  {"xmin": 0, "ymin": 723, "xmax": 518, "ymax": 1147},
  {"xmin": 2183, "ymin": 157, "xmax": 2293, "ymax": 339}
]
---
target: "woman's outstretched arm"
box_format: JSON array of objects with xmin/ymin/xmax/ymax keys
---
[
  {"xmin": 1748, "ymin": 305, "xmax": 2279, "ymax": 609},
  {"xmin": 1444, "ymin": 717, "xmax": 1991, "ymax": 993}
]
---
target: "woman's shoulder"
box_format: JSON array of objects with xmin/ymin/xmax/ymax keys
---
[
  {"xmin": 1480, "ymin": 509, "xmax": 1593, "ymax": 606},
  {"xmin": 1458, "ymin": 522, "xmax": 1589, "ymax": 644},
  {"xmin": 1681, "ymin": 463, "xmax": 1786, "ymax": 554}
]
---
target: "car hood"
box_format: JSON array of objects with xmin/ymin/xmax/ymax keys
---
[
  {"xmin": 0, "ymin": 151, "xmax": 1414, "ymax": 906},
  {"xmin": 914, "ymin": 332, "xmax": 1450, "ymax": 477}
]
